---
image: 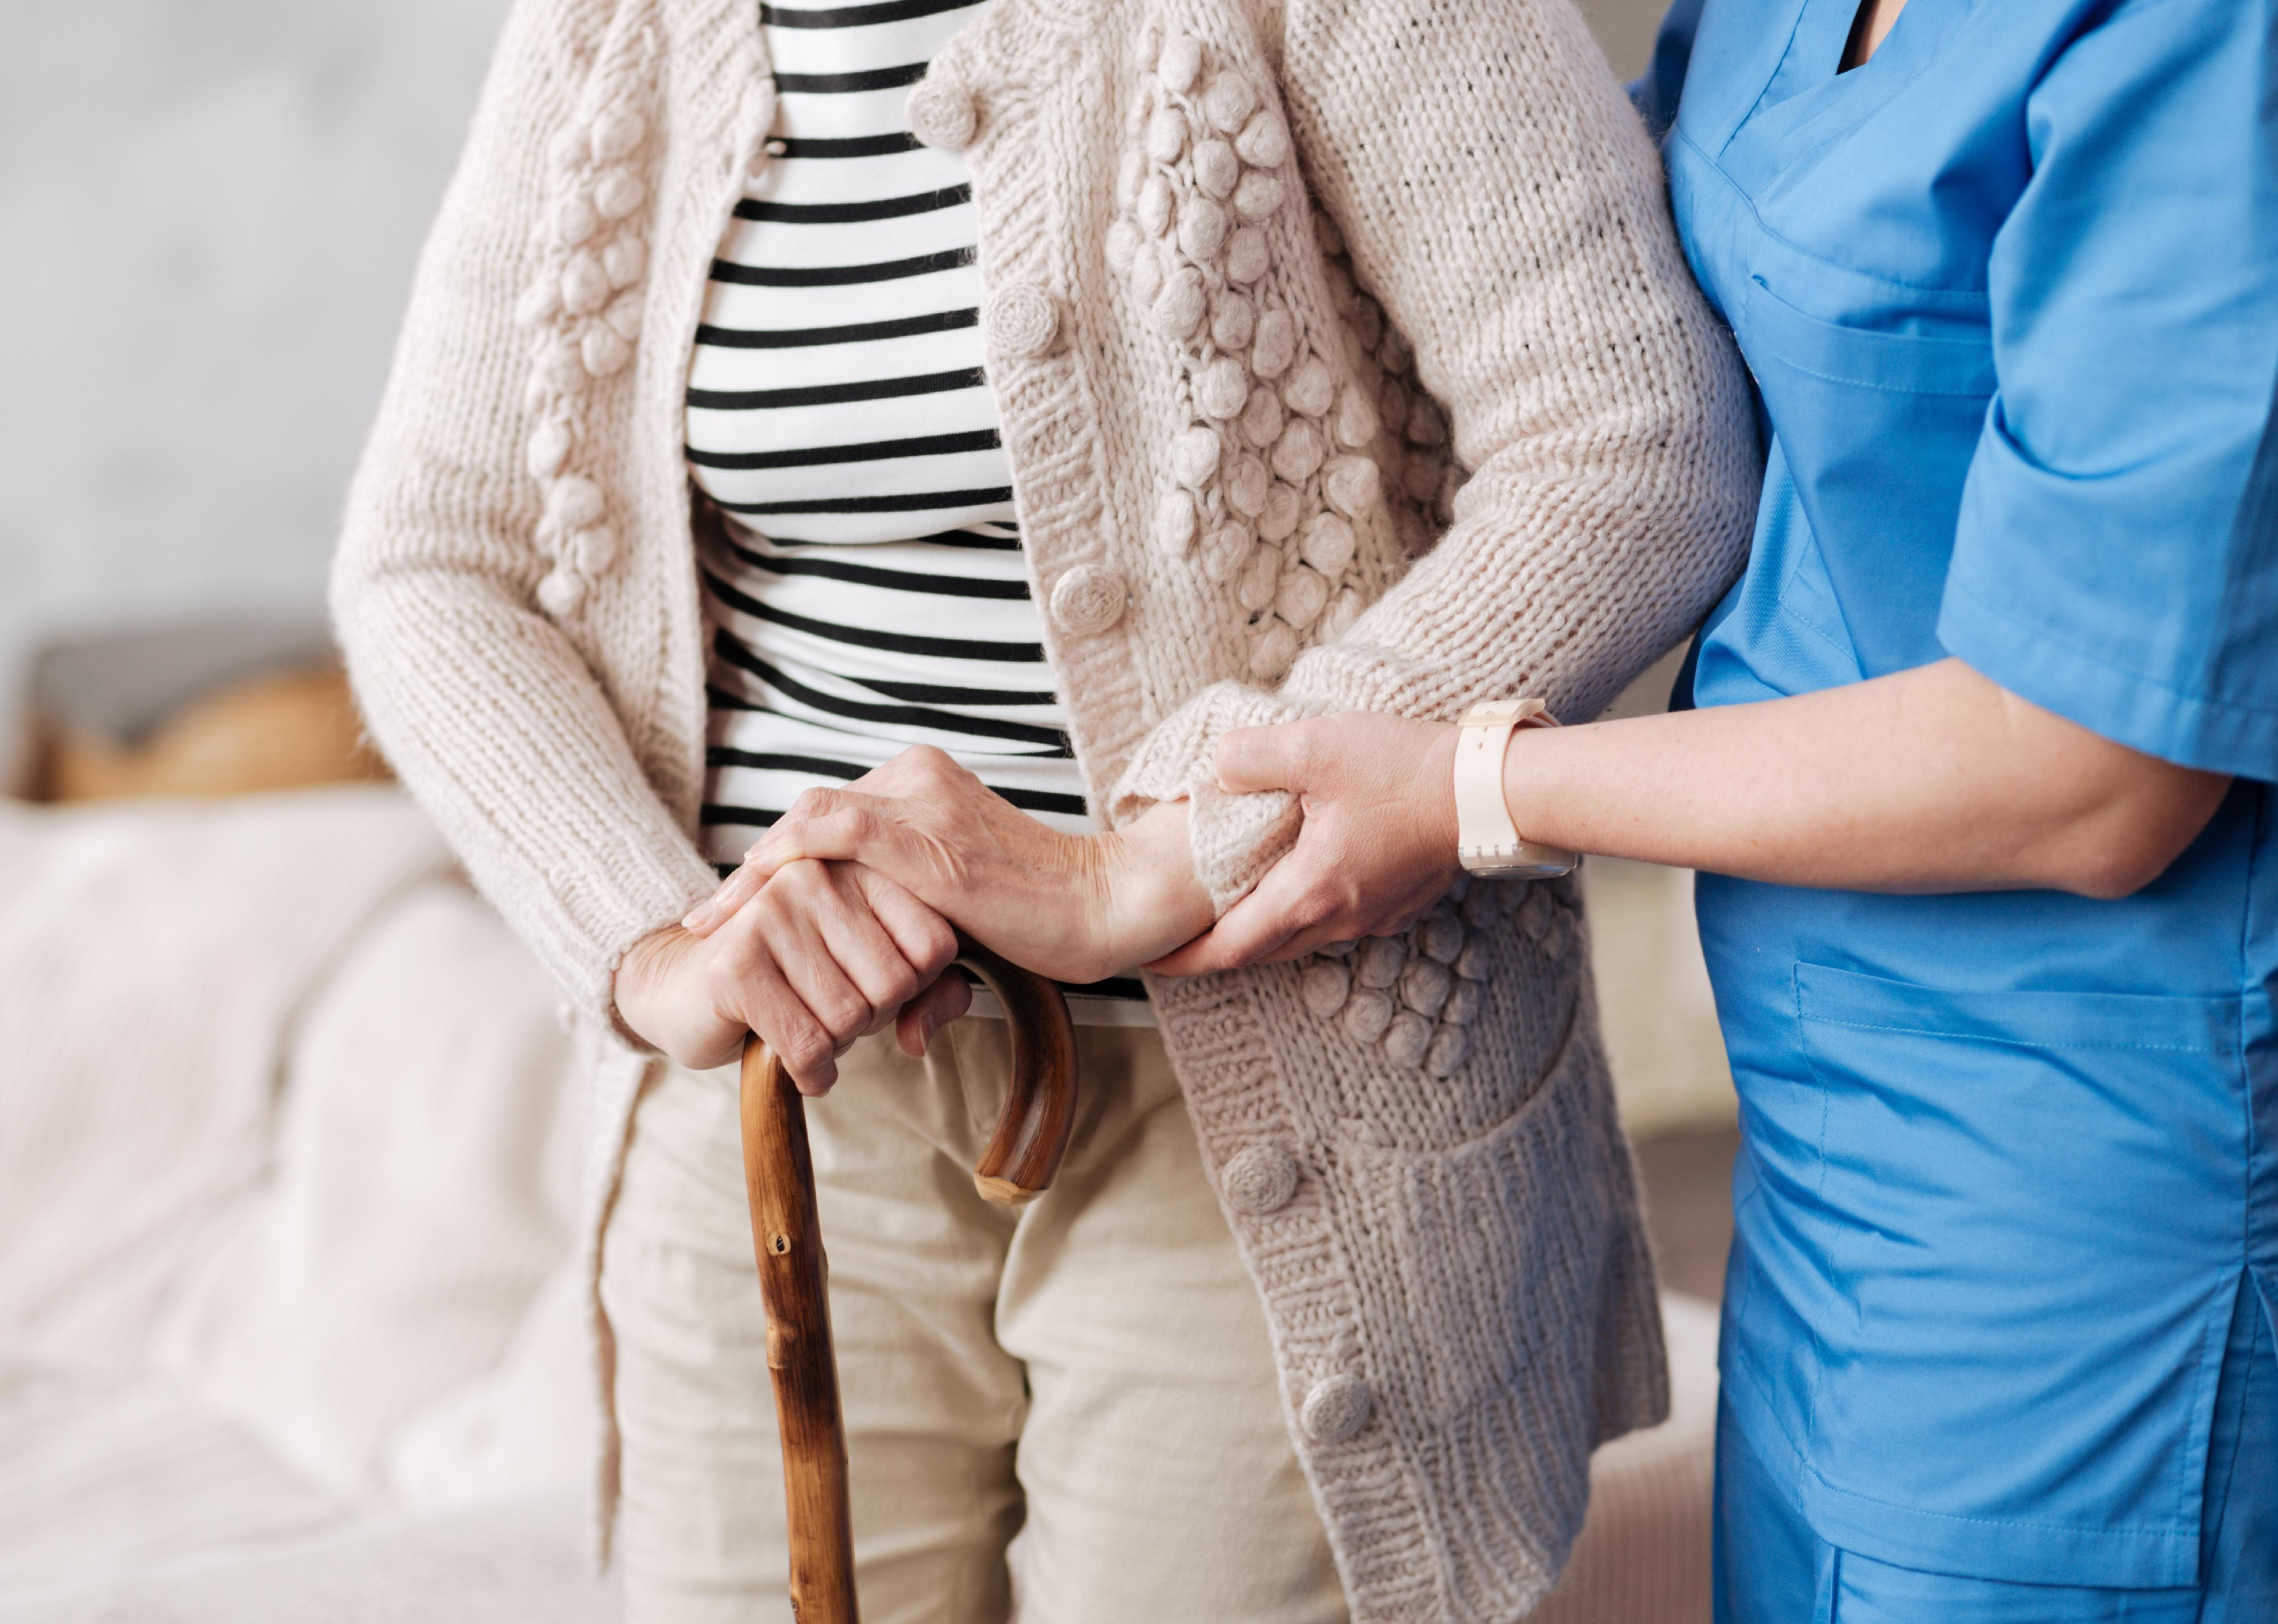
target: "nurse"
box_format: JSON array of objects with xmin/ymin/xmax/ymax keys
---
[{"xmin": 1155, "ymin": 0, "xmax": 2278, "ymax": 1617}]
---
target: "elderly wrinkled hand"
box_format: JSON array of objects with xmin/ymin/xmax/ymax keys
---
[
  {"xmin": 683, "ymin": 745, "xmax": 1215, "ymax": 987},
  {"xmin": 1150, "ymin": 712, "xmax": 1464, "ymax": 976},
  {"xmin": 613, "ymin": 858, "xmax": 971, "ymax": 1094}
]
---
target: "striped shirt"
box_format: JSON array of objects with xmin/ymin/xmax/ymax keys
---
[{"xmin": 687, "ymin": 0, "xmax": 1148, "ymax": 1015}]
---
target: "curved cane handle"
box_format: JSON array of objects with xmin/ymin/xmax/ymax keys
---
[{"xmin": 953, "ymin": 936, "xmax": 1079, "ymax": 1206}]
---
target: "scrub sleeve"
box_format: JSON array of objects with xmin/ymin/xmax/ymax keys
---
[{"xmin": 1937, "ymin": 0, "xmax": 2278, "ymax": 781}]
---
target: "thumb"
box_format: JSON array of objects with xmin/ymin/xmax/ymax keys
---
[{"xmin": 1214, "ymin": 722, "xmax": 1315, "ymax": 796}]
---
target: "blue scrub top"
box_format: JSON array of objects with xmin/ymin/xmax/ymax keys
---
[{"xmin": 1643, "ymin": 0, "xmax": 2278, "ymax": 1590}]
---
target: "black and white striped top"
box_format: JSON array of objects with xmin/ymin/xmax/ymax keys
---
[{"xmin": 687, "ymin": 0, "xmax": 1148, "ymax": 1015}]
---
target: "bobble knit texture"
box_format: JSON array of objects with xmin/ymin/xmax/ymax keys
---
[{"xmin": 331, "ymin": 0, "xmax": 1758, "ymax": 1616}]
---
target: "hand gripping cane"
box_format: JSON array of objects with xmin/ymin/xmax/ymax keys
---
[{"xmin": 738, "ymin": 937, "xmax": 1079, "ymax": 1624}]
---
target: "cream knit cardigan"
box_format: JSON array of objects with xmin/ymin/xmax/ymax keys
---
[{"xmin": 332, "ymin": 0, "xmax": 1757, "ymax": 1614}]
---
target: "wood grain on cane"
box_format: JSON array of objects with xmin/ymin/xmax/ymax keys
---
[{"xmin": 739, "ymin": 944, "xmax": 1077, "ymax": 1622}]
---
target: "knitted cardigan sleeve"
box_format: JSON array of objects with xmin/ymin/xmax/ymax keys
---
[
  {"xmin": 1112, "ymin": 0, "xmax": 1759, "ymax": 909},
  {"xmin": 331, "ymin": 0, "xmax": 720, "ymax": 1031}
]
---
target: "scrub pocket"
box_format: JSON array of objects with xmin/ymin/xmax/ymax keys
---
[
  {"xmin": 1779, "ymin": 962, "xmax": 2246, "ymax": 1588},
  {"xmin": 1731, "ymin": 275, "xmax": 1994, "ymax": 678}
]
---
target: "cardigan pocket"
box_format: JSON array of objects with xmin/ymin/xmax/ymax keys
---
[{"xmin": 1328, "ymin": 1016, "xmax": 1649, "ymax": 1450}]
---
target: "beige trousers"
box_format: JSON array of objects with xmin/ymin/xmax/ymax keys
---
[{"xmin": 600, "ymin": 1018, "xmax": 1349, "ymax": 1624}]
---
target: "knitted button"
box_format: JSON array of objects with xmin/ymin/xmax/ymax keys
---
[
  {"xmin": 1201, "ymin": 73, "xmax": 1256, "ymax": 134},
  {"xmin": 1425, "ymin": 1026, "xmax": 1471, "ymax": 1078},
  {"xmin": 1301, "ymin": 1373, "xmax": 1373, "ymax": 1443},
  {"xmin": 1145, "ymin": 108, "xmax": 1187, "ymax": 164},
  {"xmin": 1177, "ymin": 195, "xmax": 1229, "ymax": 263},
  {"xmin": 1211, "ymin": 291, "xmax": 1255, "ymax": 351},
  {"xmin": 590, "ymin": 108, "xmax": 647, "ymax": 163},
  {"xmin": 1172, "ymin": 426, "xmax": 1222, "ymax": 489},
  {"xmin": 1354, "ymin": 935, "xmax": 1406, "ymax": 989},
  {"xmin": 561, "ymin": 252, "xmax": 609, "ymax": 315},
  {"xmin": 1417, "ymin": 909, "xmax": 1464, "ymax": 964},
  {"xmin": 1384, "ymin": 1010, "xmax": 1432, "ymax": 1068},
  {"xmin": 1193, "ymin": 138, "xmax": 1240, "ymax": 199},
  {"xmin": 1298, "ymin": 512, "xmax": 1355, "ymax": 576},
  {"xmin": 553, "ymin": 193, "xmax": 598, "ymax": 247},
  {"xmin": 593, "ymin": 168, "xmax": 646, "ymax": 220},
  {"xmin": 1299, "ymin": 960, "xmax": 1350, "ymax": 1018},
  {"xmin": 1343, "ymin": 989, "xmax": 1393, "ymax": 1043},
  {"xmin": 546, "ymin": 475, "xmax": 605, "ymax": 531},
  {"xmin": 536, "ymin": 569, "xmax": 586, "ymax": 618},
  {"xmin": 581, "ymin": 324, "xmax": 632, "ymax": 376},
  {"xmin": 1276, "ymin": 565, "xmax": 1329, "ymax": 629},
  {"xmin": 1049, "ymin": 565, "xmax": 1128, "ymax": 636},
  {"xmin": 1224, "ymin": 226, "xmax": 1270, "ymax": 284},
  {"xmin": 1321, "ymin": 455, "xmax": 1379, "ymax": 518},
  {"xmin": 525, "ymin": 421, "xmax": 571, "ymax": 480},
  {"xmin": 1202, "ymin": 521, "xmax": 1253, "ymax": 584},
  {"xmin": 1251, "ymin": 308, "xmax": 1298, "ymax": 377},
  {"xmin": 984, "ymin": 284, "xmax": 1061, "ymax": 358},
  {"xmin": 570, "ymin": 525, "xmax": 619, "ymax": 577},
  {"xmin": 603, "ymin": 236, "xmax": 647, "ymax": 288},
  {"xmin": 906, "ymin": 75, "xmax": 977, "ymax": 150},
  {"xmin": 1235, "ymin": 110, "xmax": 1290, "ymax": 169},
  {"xmin": 1196, "ymin": 356, "xmax": 1249, "ymax": 419},
  {"xmin": 1154, "ymin": 491, "xmax": 1198, "ymax": 557},
  {"xmin": 1222, "ymin": 1145, "xmax": 1299, "ymax": 1215},
  {"xmin": 1259, "ymin": 480, "xmax": 1303, "ymax": 542},
  {"xmin": 1158, "ymin": 33, "xmax": 1204, "ymax": 93},
  {"xmin": 1152, "ymin": 270, "xmax": 1207, "ymax": 341}
]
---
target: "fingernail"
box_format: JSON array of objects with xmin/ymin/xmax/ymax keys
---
[{"xmin": 681, "ymin": 899, "xmax": 716, "ymax": 931}]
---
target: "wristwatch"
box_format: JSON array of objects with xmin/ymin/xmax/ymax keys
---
[{"xmin": 1453, "ymin": 700, "xmax": 1578, "ymax": 878}]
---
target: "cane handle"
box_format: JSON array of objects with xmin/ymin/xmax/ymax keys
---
[{"xmin": 952, "ymin": 937, "xmax": 1081, "ymax": 1205}]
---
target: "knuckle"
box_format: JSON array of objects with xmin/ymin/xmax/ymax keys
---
[
  {"xmin": 781, "ymin": 1026, "xmax": 832, "ymax": 1072},
  {"xmin": 879, "ymin": 962, "xmax": 923, "ymax": 1008},
  {"xmin": 819, "ymin": 991, "xmax": 874, "ymax": 1041}
]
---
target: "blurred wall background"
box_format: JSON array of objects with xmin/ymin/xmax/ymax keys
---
[
  {"xmin": 0, "ymin": 1, "xmax": 514, "ymax": 757},
  {"xmin": 0, "ymin": 0, "xmax": 1670, "ymax": 729}
]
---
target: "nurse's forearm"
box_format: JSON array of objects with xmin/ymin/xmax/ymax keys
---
[{"xmin": 1506, "ymin": 658, "xmax": 2228, "ymax": 897}]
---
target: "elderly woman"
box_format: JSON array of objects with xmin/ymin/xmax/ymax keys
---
[{"xmin": 332, "ymin": 0, "xmax": 1755, "ymax": 1616}]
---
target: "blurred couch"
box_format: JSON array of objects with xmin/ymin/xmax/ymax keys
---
[{"xmin": 13, "ymin": 619, "xmax": 386, "ymax": 804}]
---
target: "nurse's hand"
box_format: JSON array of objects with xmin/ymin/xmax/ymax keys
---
[
  {"xmin": 613, "ymin": 860, "xmax": 970, "ymax": 1093},
  {"xmin": 1151, "ymin": 713, "xmax": 1465, "ymax": 975},
  {"xmin": 684, "ymin": 746, "xmax": 1218, "ymax": 987}
]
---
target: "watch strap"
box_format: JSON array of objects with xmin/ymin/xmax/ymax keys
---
[{"xmin": 1453, "ymin": 701, "xmax": 1578, "ymax": 877}]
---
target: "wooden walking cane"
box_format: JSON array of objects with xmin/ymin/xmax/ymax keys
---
[{"xmin": 739, "ymin": 937, "xmax": 1079, "ymax": 1624}]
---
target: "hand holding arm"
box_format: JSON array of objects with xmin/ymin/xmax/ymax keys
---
[
  {"xmin": 684, "ymin": 746, "xmax": 1216, "ymax": 985},
  {"xmin": 1161, "ymin": 659, "xmax": 2232, "ymax": 973}
]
